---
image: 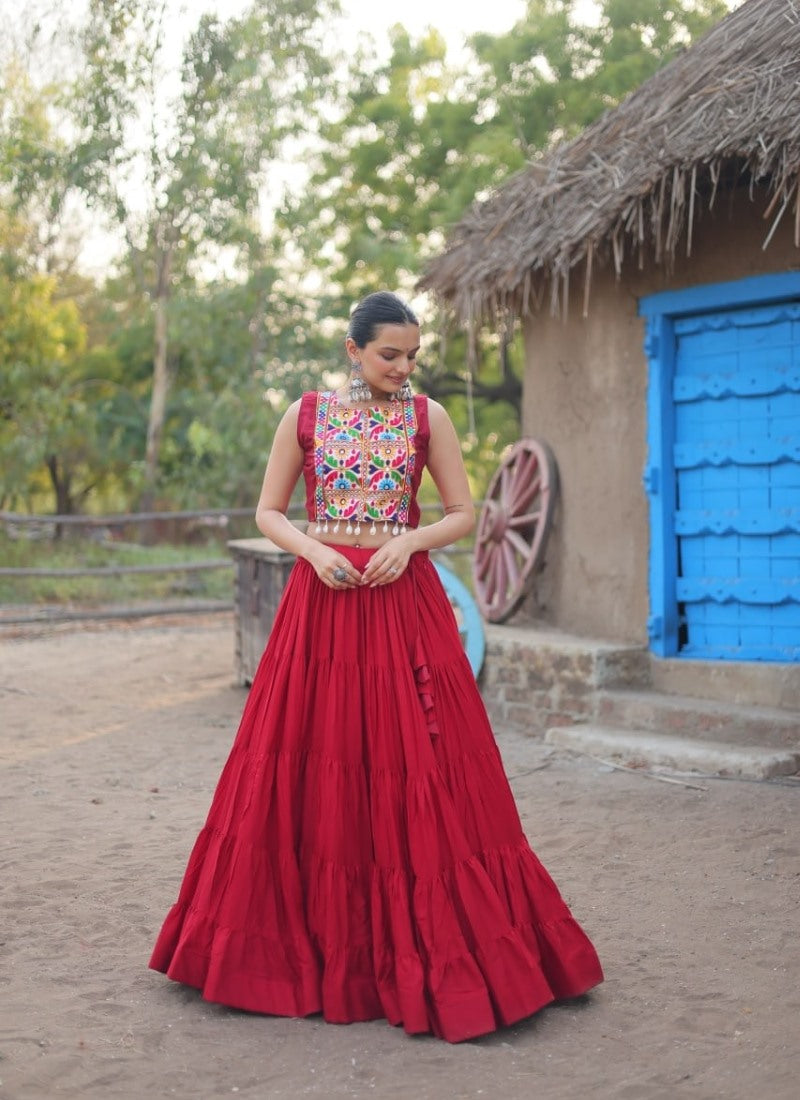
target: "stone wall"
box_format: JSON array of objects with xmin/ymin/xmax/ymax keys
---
[{"xmin": 478, "ymin": 624, "xmax": 648, "ymax": 735}]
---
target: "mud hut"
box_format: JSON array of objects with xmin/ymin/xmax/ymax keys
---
[{"xmin": 422, "ymin": 0, "xmax": 800, "ymax": 678}]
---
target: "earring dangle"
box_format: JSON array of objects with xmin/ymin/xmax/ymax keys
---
[{"xmin": 348, "ymin": 360, "xmax": 373, "ymax": 403}]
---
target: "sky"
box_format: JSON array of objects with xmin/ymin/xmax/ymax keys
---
[
  {"xmin": 336, "ymin": 0, "xmax": 529, "ymax": 55},
  {"xmin": 213, "ymin": 1, "xmax": 599, "ymax": 58}
]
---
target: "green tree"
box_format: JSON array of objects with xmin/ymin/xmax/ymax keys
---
[
  {"xmin": 0, "ymin": 256, "xmax": 125, "ymax": 516},
  {"xmin": 0, "ymin": 56, "xmax": 74, "ymax": 273},
  {"xmin": 71, "ymin": 0, "xmax": 339, "ymax": 508},
  {"xmin": 471, "ymin": 0, "xmax": 729, "ymax": 148},
  {"xmin": 149, "ymin": 267, "xmax": 333, "ymax": 508},
  {"xmin": 0, "ymin": 60, "xmax": 134, "ymax": 518}
]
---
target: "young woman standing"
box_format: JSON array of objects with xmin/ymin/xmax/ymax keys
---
[{"xmin": 149, "ymin": 290, "xmax": 603, "ymax": 1042}]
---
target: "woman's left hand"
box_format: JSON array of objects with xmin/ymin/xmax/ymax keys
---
[{"xmin": 360, "ymin": 537, "xmax": 414, "ymax": 587}]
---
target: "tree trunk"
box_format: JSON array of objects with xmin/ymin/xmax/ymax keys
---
[
  {"xmin": 140, "ymin": 245, "xmax": 173, "ymax": 521},
  {"xmin": 46, "ymin": 454, "xmax": 73, "ymax": 540}
]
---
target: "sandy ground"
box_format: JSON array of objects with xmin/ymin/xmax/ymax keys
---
[{"xmin": 1, "ymin": 617, "xmax": 799, "ymax": 1100}]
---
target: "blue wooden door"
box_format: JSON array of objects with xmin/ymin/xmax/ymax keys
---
[{"xmin": 672, "ymin": 301, "xmax": 800, "ymax": 660}]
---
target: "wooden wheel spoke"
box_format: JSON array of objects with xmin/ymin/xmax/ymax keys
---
[
  {"xmin": 490, "ymin": 556, "xmax": 506, "ymax": 610},
  {"xmin": 509, "ymin": 455, "xmax": 539, "ymax": 509},
  {"xmin": 505, "ymin": 529, "xmax": 532, "ymax": 560},
  {"xmin": 508, "ymin": 510, "xmax": 541, "ymax": 529},
  {"xmin": 475, "ymin": 541, "xmax": 497, "ymax": 581},
  {"xmin": 493, "ymin": 544, "xmax": 508, "ymax": 605},
  {"xmin": 510, "ymin": 475, "xmax": 541, "ymax": 513},
  {"xmin": 476, "ymin": 518, "xmax": 492, "ymax": 545},
  {"xmin": 501, "ymin": 539, "xmax": 521, "ymax": 590}
]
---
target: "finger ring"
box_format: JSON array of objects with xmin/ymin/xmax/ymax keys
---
[
  {"xmin": 388, "ymin": 567, "xmax": 398, "ymax": 574},
  {"xmin": 333, "ymin": 567, "xmax": 348, "ymax": 582}
]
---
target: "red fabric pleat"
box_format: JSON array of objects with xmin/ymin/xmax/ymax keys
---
[{"xmin": 149, "ymin": 548, "xmax": 603, "ymax": 1042}]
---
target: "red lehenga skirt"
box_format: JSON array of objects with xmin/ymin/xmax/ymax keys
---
[{"xmin": 149, "ymin": 546, "xmax": 603, "ymax": 1042}]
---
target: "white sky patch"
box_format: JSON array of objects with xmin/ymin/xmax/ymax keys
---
[{"xmin": 210, "ymin": 1, "xmax": 600, "ymax": 61}]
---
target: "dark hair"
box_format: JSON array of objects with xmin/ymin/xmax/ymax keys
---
[{"xmin": 346, "ymin": 291, "xmax": 419, "ymax": 348}]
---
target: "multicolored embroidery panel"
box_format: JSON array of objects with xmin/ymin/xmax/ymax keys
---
[{"xmin": 313, "ymin": 392, "xmax": 417, "ymax": 530}]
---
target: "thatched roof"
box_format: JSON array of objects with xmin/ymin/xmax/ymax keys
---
[{"xmin": 419, "ymin": 0, "xmax": 800, "ymax": 323}]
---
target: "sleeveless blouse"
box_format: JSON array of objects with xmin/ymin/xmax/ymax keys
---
[{"xmin": 297, "ymin": 391, "xmax": 430, "ymax": 532}]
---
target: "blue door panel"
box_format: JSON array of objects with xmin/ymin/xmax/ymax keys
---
[{"xmin": 641, "ymin": 279, "xmax": 800, "ymax": 661}]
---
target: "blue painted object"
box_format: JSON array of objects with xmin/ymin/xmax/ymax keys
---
[
  {"xmin": 640, "ymin": 273, "xmax": 800, "ymax": 662},
  {"xmin": 433, "ymin": 561, "xmax": 486, "ymax": 677}
]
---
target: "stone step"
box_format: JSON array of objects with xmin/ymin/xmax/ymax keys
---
[
  {"xmin": 482, "ymin": 624, "xmax": 650, "ymax": 689},
  {"xmin": 479, "ymin": 623, "xmax": 800, "ymax": 740},
  {"xmin": 596, "ymin": 688, "xmax": 800, "ymax": 750},
  {"xmin": 544, "ymin": 724, "xmax": 800, "ymax": 780},
  {"xmin": 648, "ymin": 655, "xmax": 800, "ymax": 712}
]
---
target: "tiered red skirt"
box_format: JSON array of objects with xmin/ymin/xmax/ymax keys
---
[{"xmin": 149, "ymin": 546, "xmax": 603, "ymax": 1042}]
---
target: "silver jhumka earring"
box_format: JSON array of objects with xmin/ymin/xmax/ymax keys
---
[{"xmin": 348, "ymin": 360, "xmax": 373, "ymax": 403}]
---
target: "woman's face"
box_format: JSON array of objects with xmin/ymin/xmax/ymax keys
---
[{"xmin": 346, "ymin": 323, "xmax": 420, "ymax": 399}]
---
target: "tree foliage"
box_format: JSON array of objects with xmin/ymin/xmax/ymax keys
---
[
  {"xmin": 0, "ymin": 249, "xmax": 125, "ymax": 515},
  {"xmin": 0, "ymin": 0, "xmax": 733, "ymax": 515},
  {"xmin": 0, "ymin": 62, "xmax": 134, "ymax": 517},
  {"xmin": 69, "ymin": 0, "xmax": 339, "ymax": 506}
]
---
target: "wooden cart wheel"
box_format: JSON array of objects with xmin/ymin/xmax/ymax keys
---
[{"xmin": 472, "ymin": 439, "xmax": 559, "ymax": 623}]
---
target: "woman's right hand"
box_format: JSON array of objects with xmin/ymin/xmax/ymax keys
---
[{"xmin": 303, "ymin": 542, "xmax": 362, "ymax": 589}]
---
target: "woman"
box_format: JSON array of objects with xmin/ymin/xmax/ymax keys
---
[{"xmin": 149, "ymin": 290, "xmax": 603, "ymax": 1042}]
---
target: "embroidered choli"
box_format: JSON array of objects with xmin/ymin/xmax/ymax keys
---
[{"xmin": 297, "ymin": 391, "xmax": 430, "ymax": 534}]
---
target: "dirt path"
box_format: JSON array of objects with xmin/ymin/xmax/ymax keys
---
[{"xmin": 1, "ymin": 619, "xmax": 798, "ymax": 1099}]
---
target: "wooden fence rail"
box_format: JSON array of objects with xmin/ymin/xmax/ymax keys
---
[
  {"xmin": 0, "ymin": 505, "xmax": 474, "ymax": 626},
  {"xmin": 0, "ymin": 507, "xmax": 257, "ymax": 527},
  {"xmin": 0, "ymin": 560, "xmax": 231, "ymax": 578},
  {"xmin": 1, "ymin": 601, "xmax": 235, "ymax": 626}
]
